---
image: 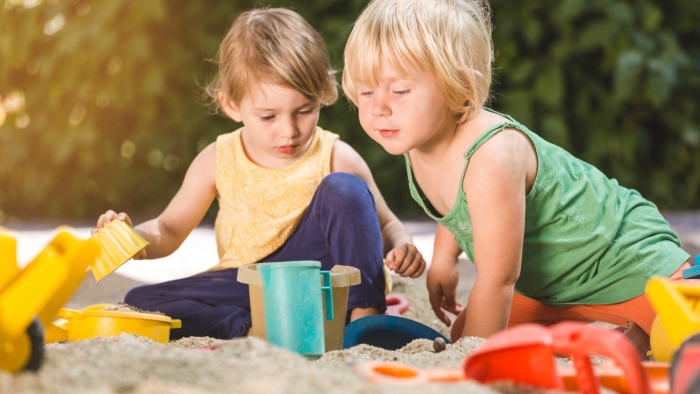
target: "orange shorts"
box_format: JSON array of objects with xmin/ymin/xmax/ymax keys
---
[{"xmin": 509, "ymin": 261, "xmax": 698, "ymax": 334}]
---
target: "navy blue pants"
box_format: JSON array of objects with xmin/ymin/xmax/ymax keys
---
[{"xmin": 124, "ymin": 173, "xmax": 387, "ymax": 339}]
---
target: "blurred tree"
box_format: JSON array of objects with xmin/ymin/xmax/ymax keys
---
[
  {"xmin": 0, "ymin": 0, "xmax": 698, "ymax": 225},
  {"xmin": 491, "ymin": 0, "xmax": 700, "ymax": 209}
]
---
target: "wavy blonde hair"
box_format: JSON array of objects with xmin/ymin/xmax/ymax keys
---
[
  {"xmin": 206, "ymin": 8, "xmax": 338, "ymax": 111},
  {"xmin": 342, "ymin": 0, "xmax": 493, "ymax": 123}
]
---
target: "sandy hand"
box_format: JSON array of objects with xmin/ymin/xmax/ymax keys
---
[
  {"xmin": 427, "ymin": 262, "xmax": 463, "ymax": 327},
  {"xmin": 91, "ymin": 210, "xmax": 147, "ymax": 259},
  {"xmin": 385, "ymin": 243, "xmax": 426, "ymax": 278}
]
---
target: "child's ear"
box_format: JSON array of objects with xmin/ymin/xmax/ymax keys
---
[
  {"xmin": 219, "ymin": 93, "xmax": 243, "ymax": 123},
  {"xmin": 458, "ymin": 68, "xmax": 476, "ymax": 101}
]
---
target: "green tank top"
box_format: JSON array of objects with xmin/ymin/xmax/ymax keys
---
[{"xmin": 406, "ymin": 108, "xmax": 689, "ymax": 305}]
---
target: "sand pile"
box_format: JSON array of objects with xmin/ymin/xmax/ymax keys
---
[
  {"xmin": 0, "ymin": 278, "xmax": 589, "ymax": 394},
  {"xmin": 101, "ymin": 302, "xmax": 165, "ymax": 315},
  {"xmin": 1, "ymin": 335, "xmax": 513, "ymax": 394}
]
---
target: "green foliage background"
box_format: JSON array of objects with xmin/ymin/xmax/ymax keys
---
[{"xmin": 0, "ymin": 0, "xmax": 699, "ymax": 225}]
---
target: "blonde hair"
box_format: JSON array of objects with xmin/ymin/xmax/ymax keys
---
[
  {"xmin": 342, "ymin": 0, "xmax": 493, "ymax": 122},
  {"xmin": 206, "ymin": 8, "xmax": 338, "ymax": 111}
]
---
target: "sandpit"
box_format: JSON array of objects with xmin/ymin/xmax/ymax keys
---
[{"xmin": 0, "ymin": 278, "xmax": 587, "ymax": 394}]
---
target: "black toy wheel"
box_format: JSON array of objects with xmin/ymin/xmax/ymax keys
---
[
  {"xmin": 22, "ymin": 318, "xmax": 44, "ymax": 372},
  {"xmin": 670, "ymin": 332, "xmax": 700, "ymax": 391}
]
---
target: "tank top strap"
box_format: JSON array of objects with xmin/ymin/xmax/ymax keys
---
[
  {"xmin": 458, "ymin": 108, "xmax": 524, "ymax": 189},
  {"xmin": 463, "ymin": 108, "xmax": 522, "ymax": 161}
]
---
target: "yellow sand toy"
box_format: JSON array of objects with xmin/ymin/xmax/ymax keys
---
[
  {"xmin": 0, "ymin": 228, "xmax": 99, "ymax": 372},
  {"xmin": 646, "ymin": 277, "xmax": 700, "ymax": 362},
  {"xmin": 90, "ymin": 220, "xmax": 149, "ymax": 282}
]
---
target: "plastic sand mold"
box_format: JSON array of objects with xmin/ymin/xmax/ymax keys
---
[
  {"xmin": 55, "ymin": 304, "xmax": 181, "ymax": 344},
  {"xmin": 90, "ymin": 220, "xmax": 149, "ymax": 282}
]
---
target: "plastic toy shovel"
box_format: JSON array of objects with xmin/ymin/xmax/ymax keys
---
[{"xmin": 90, "ymin": 220, "xmax": 149, "ymax": 282}]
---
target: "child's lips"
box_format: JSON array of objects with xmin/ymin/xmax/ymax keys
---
[
  {"xmin": 277, "ymin": 145, "xmax": 298, "ymax": 154},
  {"xmin": 378, "ymin": 129, "xmax": 398, "ymax": 137}
]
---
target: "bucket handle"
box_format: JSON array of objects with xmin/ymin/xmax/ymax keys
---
[
  {"xmin": 58, "ymin": 308, "xmax": 85, "ymax": 321},
  {"xmin": 321, "ymin": 271, "xmax": 333, "ymax": 321}
]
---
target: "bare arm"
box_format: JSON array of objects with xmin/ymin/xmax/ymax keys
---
[
  {"xmin": 461, "ymin": 129, "xmax": 528, "ymax": 338},
  {"xmin": 96, "ymin": 142, "xmax": 218, "ymax": 259},
  {"xmin": 331, "ymin": 140, "xmax": 426, "ymax": 278},
  {"xmin": 427, "ymin": 224, "xmax": 464, "ymax": 326}
]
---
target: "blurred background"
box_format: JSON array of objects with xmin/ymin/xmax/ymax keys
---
[{"xmin": 1, "ymin": 0, "xmax": 700, "ymax": 226}]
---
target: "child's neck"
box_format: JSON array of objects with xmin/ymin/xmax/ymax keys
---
[
  {"xmin": 411, "ymin": 108, "xmax": 495, "ymax": 165},
  {"xmin": 412, "ymin": 117, "xmax": 462, "ymax": 165}
]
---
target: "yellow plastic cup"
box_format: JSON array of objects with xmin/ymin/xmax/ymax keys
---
[{"xmin": 91, "ymin": 220, "xmax": 149, "ymax": 282}]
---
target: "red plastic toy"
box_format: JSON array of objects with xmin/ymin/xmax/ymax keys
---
[
  {"xmin": 384, "ymin": 295, "xmax": 409, "ymax": 316},
  {"xmin": 670, "ymin": 335, "xmax": 700, "ymax": 394},
  {"xmin": 466, "ymin": 322, "xmax": 654, "ymax": 394},
  {"xmin": 360, "ymin": 322, "xmax": 670, "ymax": 394}
]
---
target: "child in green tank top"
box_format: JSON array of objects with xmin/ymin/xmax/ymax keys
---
[{"xmin": 341, "ymin": 0, "xmax": 694, "ymax": 356}]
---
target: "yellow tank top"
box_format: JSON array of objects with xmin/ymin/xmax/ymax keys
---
[{"xmin": 213, "ymin": 127, "xmax": 338, "ymax": 269}]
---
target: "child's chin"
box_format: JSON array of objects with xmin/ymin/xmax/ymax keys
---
[{"xmin": 381, "ymin": 144, "xmax": 410, "ymax": 156}]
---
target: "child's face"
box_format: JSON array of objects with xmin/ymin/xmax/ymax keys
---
[
  {"xmin": 356, "ymin": 61, "xmax": 458, "ymax": 155},
  {"xmin": 223, "ymin": 82, "xmax": 321, "ymax": 168}
]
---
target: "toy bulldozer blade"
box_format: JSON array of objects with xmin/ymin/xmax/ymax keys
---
[{"xmin": 0, "ymin": 229, "xmax": 99, "ymax": 372}]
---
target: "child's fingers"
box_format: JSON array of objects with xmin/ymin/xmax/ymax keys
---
[
  {"xmin": 409, "ymin": 255, "xmax": 426, "ymax": 278},
  {"xmin": 96, "ymin": 210, "xmax": 117, "ymax": 229},
  {"xmin": 429, "ymin": 291, "xmax": 451, "ymax": 327},
  {"xmin": 402, "ymin": 253, "xmax": 426, "ymax": 278},
  {"xmin": 385, "ymin": 249, "xmax": 396, "ymax": 269},
  {"xmin": 117, "ymin": 212, "xmax": 134, "ymax": 228},
  {"xmin": 396, "ymin": 246, "xmax": 420, "ymax": 275},
  {"xmin": 392, "ymin": 247, "xmax": 410, "ymax": 272},
  {"xmin": 443, "ymin": 300, "xmax": 463, "ymax": 315},
  {"xmin": 442, "ymin": 285, "xmax": 460, "ymax": 313}
]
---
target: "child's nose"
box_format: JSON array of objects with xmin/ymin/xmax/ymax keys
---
[
  {"xmin": 370, "ymin": 91, "xmax": 391, "ymax": 117},
  {"xmin": 279, "ymin": 118, "xmax": 299, "ymax": 138}
]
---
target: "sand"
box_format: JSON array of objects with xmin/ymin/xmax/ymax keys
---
[
  {"xmin": 101, "ymin": 302, "xmax": 165, "ymax": 315},
  {"xmin": 0, "ymin": 277, "xmax": 607, "ymax": 394}
]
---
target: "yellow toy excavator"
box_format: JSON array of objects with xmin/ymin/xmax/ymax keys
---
[{"xmin": 0, "ymin": 228, "xmax": 99, "ymax": 372}]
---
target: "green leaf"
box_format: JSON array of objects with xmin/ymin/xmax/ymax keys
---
[
  {"xmin": 541, "ymin": 114, "xmax": 571, "ymax": 150},
  {"xmin": 613, "ymin": 51, "xmax": 643, "ymax": 100},
  {"xmin": 534, "ymin": 66, "xmax": 565, "ymax": 108}
]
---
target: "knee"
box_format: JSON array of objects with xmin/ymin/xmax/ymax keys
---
[
  {"xmin": 451, "ymin": 307, "xmax": 468, "ymax": 343},
  {"xmin": 124, "ymin": 285, "xmax": 151, "ymax": 308},
  {"xmin": 317, "ymin": 173, "xmax": 374, "ymax": 209}
]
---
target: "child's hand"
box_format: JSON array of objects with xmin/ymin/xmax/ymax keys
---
[
  {"xmin": 385, "ymin": 243, "xmax": 426, "ymax": 278},
  {"xmin": 92, "ymin": 210, "xmax": 147, "ymax": 259},
  {"xmin": 426, "ymin": 260, "xmax": 463, "ymax": 327}
]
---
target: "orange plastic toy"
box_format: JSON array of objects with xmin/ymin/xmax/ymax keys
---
[{"xmin": 360, "ymin": 322, "xmax": 669, "ymax": 394}]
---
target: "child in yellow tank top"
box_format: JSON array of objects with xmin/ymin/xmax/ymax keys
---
[{"xmin": 92, "ymin": 8, "xmax": 426, "ymax": 339}]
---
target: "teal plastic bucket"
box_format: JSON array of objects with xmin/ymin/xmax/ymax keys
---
[{"xmin": 257, "ymin": 261, "xmax": 333, "ymax": 357}]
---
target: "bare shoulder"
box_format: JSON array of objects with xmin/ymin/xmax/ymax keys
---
[
  {"xmin": 330, "ymin": 139, "xmax": 370, "ymax": 176},
  {"xmin": 476, "ymin": 127, "xmax": 532, "ymax": 161},
  {"xmin": 185, "ymin": 142, "xmax": 217, "ymax": 187},
  {"xmin": 464, "ymin": 111, "xmax": 537, "ymax": 191},
  {"xmin": 466, "ymin": 110, "xmax": 534, "ymax": 169},
  {"xmin": 194, "ymin": 142, "xmax": 217, "ymax": 168}
]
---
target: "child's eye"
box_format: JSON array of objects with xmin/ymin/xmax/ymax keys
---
[
  {"xmin": 394, "ymin": 90, "xmax": 409, "ymax": 96},
  {"xmin": 261, "ymin": 115, "xmax": 275, "ymax": 121},
  {"xmin": 297, "ymin": 109, "xmax": 313, "ymax": 115},
  {"xmin": 359, "ymin": 91, "xmax": 374, "ymax": 97}
]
